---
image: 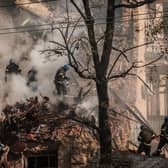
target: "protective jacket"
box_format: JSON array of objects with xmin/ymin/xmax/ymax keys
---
[
  {"xmin": 54, "ymin": 67, "xmax": 67, "ymax": 83},
  {"xmin": 160, "ymin": 122, "xmax": 168, "ymax": 139},
  {"xmin": 138, "ymin": 127, "xmax": 154, "ymax": 145}
]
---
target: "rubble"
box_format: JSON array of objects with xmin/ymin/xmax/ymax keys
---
[
  {"xmin": 0, "ymin": 96, "xmax": 99, "ymax": 167},
  {"xmin": 1, "ymin": 95, "xmax": 168, "ymax": 167}
]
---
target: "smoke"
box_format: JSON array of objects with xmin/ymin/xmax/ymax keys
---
[
  {"xmin": 76, "ymin": 96, "xmax": 98, "ymax": 121},
  {"xmin": 29, "ymin": 38, "xmax": 68, "ymax": 99},
  {"xmin": 0, "ymin": 2, "xmax": 83, "ymax": 111},
  {"xmin": 0, "ymin": 33, "xmax": 69, "ymax": 108},
  {"xmin": 5, "ymin": 75, "xmax": 34, "ymax": 104},
  {"xmin": 0, "ymin": 10, "xmax": 68, "ymax": 109}
]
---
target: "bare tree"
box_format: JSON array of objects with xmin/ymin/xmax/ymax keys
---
[{"xmin": 44, "ymin": 0, "xmax": 158, "ymax": 167}]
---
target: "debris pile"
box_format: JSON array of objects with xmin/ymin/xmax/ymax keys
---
[
  {"xmin": 109, "ymin": 114, "xmax": 131, "ymax": 151},
  {"xmin": 0, "ymin": 96, "xmax": 99, "ymax": 167}
]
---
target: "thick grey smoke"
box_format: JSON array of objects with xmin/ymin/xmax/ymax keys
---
[
  {"xmin": 0, "ymin": 32, "xmax": 69, "ymax": 108},
  {"xmin": 0, "ymin": 1, "xmax": 91, "ymax": 113},
  {"xmin": 0, "ymin": 8, "xmax": 70, "ymax": 110},
  {"xmin": 76, "ymin": 96, "xmax": 98, "ymax": 121},
  {"xmin": 29, "ymin": 38, "xmax": 68, "ymax": 99}
]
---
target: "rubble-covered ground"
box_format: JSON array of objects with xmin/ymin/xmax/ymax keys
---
[
  {"xmin": 102, "ymin": 152, "xmax": 168, "ymax": 168},
  {"xmin": 0, "ymin": 96, "xmax": 168, "ymax": 168},
  {"xmin": 0, "ymin": 95, "xmax": 99, "ymax": 167}
]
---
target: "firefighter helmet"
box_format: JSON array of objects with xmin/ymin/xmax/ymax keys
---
[{"xmin": 63, "ymin": 64, "xmax": 70, "ymax": 71}]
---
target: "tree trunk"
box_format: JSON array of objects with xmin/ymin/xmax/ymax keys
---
[{"xmin": 96, "ymin": 80, "xmax": 113, "ymax": 168}]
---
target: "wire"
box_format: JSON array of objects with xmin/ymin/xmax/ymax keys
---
[
  {"xmin": 0, "ymin": 0, "xmax": 165, "ymax": 20},
  {"xmin": 0, "ymin": 2, "xmax": 167, "ymax": 31},
  {"xmin": 0, "ymin": 0, "xmax": 166, "ymax": 32},
  {"xmin": 0, "ymin": 13, "xmax": 167, "ymax": 34},
  {"xmin": 0, "ymin": 0, "xmax": 57, "ymax": 8},
  {"xmin": 0, "ymin": 1, "xmax": 166, "ymax": 35},
  {"xmin": 1, "ymin": 17, "xmax": 168, "ymax": 36},
  {"xmin": 0, "ymin": 27, "xmax": 51, "ymax": 35}
]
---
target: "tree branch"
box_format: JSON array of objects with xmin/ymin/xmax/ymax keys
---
[
  {"xmin": 107, "ymin": 52, "xmax": 123, "ymax": 79},
  {"xmin": 39, "ymin": 49, "xmax": 63, "ymax": 55},
  {"xmin": 57, "ymin": 115, "xmax": 99, "ymax": 131},
  {"xmin": 54, "ymin": 27, "xmax": 80, "ymax": 69},
  {"xmin": 65, "ymin": 0, "xmax": 70, "ymax": 40},
  {"xmin": 96, "ymin": 35, "xmax": 104, "ymax": 44},
  {"xmin": 109, "ymin": 109, "xmax": 137, "ymax": 123},
  {"xmin": 70, "ymin": 0, "xmax": 86, "ymax": 19},
  {"xmin": 70, "ymin": 63, "xmax": 95, "ymax": 80},
  {"xmin": 112, "ymin": 46, "xmax": 130, "ymax": 62},
  {"xmin": 69, "ymin": 36, "xmax": 89, "ymax": 51},
  {"xmin": 115, "ymin": 0, "xmax": 156, "ymax": 9},
  {"xmin": 100, "ymin": 0, "xmax": 115, "ymax": 75},
  {"xmin": 68, "ymin": 17, "xmax": 82, "ymax": 44},
  {"xmin": 123, "ymin": 42, "xmax": 153, "ymax": 52},
  {"xmin": 50, "ymin": 28, "xmax": 94, "ymax": 80},
  {"xmin": 49, "ymin": 40, "xmax": 66, "ymax": 49},
  {"xmin": 107, "ymin": 42, "xmax": 153, "ymax": 78},
  {"xmin": 128, "ymin": 73, "xmax": 154, "ymax": 93},
  {"xmin": 82, "ymin": 0, "xmax": 100, "ymax": 67},
  {"xmin": 108, "ymin": 63, "xmax": 136, "ymax": 79},
  {"xmin": 135, "ymin": 54, "xmax": 163, "ymax": 68}
]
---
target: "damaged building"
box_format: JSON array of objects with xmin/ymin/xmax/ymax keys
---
[
  {"xmin": 0, "ymin": 0, "xmax": 168, "ymax": 167},
  {"xmin": 0, "ymin": 97, "xmax": 98, "ymax": 168}
]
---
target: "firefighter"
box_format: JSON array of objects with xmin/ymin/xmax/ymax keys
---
[
  {"xmin": 27, "ymin": 66, "xmax": 37, "ymax": 85},
  {"xmin": 5, "ymin": 59, "xmax": 21, "ymax": 81},
  {"xmin": 155, "ymin": 116, "xmax": 168, "ymax": 156},
  {"xmin": 40, "ymin": 96, "xmax": 50, "ymax": 113},
  {"xmin": 27, "ymin": 66, "xmax": 38, "ymax": 91},
  {"xmin": 54, "ymin": 64, "xmax": 70, "ymax": 95},
  {"xmin": 5, "ymin": 59, "xmax": 21, "ymax": 74},
  {"xmin": 137, "ymin": 125, "xmax": 154, "ymax": 156}
]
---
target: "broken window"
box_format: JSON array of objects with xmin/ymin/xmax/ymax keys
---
[{"xmin": 28, "ymin": 154, "xmax": 57, "ymax": 168}]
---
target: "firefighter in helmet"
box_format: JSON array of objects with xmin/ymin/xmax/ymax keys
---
[
  {"xmin": 137, "ymin": 125, "xmax": 155, "ymax": 156},
  {"xmin": 54, "ymin": 64, "xmax": 70, "ymax": 96}
]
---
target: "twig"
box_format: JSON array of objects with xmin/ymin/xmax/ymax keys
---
[
  {"xmin": 128, "ymin": 73, "xmax": 154, "ymax": 93},
  {"xmin": 112, "ymin": 46, "xmax": 130, "ymax": 62},
  {"xmin": 68, "ymin": 17, "xmax": 82, "ymax": 44},
  {"xmin": 39, "ymin": 49, "xmax": 63, "ymax": 55},
  {"xmin": 107, "ymin": 42, "xmax": 153, "ymax": 78},
  {"xmin": 108, "ymin": 63, "xmax": 136, "ymax": 79},
  {"xmin": 49, "ymin": 40, "xmax": 66, "ymax": 49},
  {"xmin": 70, "ymin": 0, "xmax": 86, "ymax": 19},
  {"xmin": 135, "ymin": 54, "xmax": 163, "ymax": 68}
]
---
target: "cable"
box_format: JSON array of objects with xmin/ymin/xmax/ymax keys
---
[
  {"xmin": 1, "ymin": 17, "xmax": 168, "ymax": 36},
  {"xmin": 0, "ymin": 12, "xmax": 167, "ymax": 33},
  {"xmin": 0, "ymin": 0, "xmax": 57, "ymax": 8},
  {"xmin": 0, "ymin": 0, "xmax": 165, "ymax": 20},
  {"xmin": 0, "ymin": 2, "xmax": 167, "ymax": 31},
  {"xmin": 0, "ymin": 3, "xmax": 167, "ymax": 35},
  {"xmin": 0, "ymin": 27, "xmax": 51, "ymax": 35},
  {"xmin": 0, "ymin": 0, "xmax": 166, "ymax": 31}
]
